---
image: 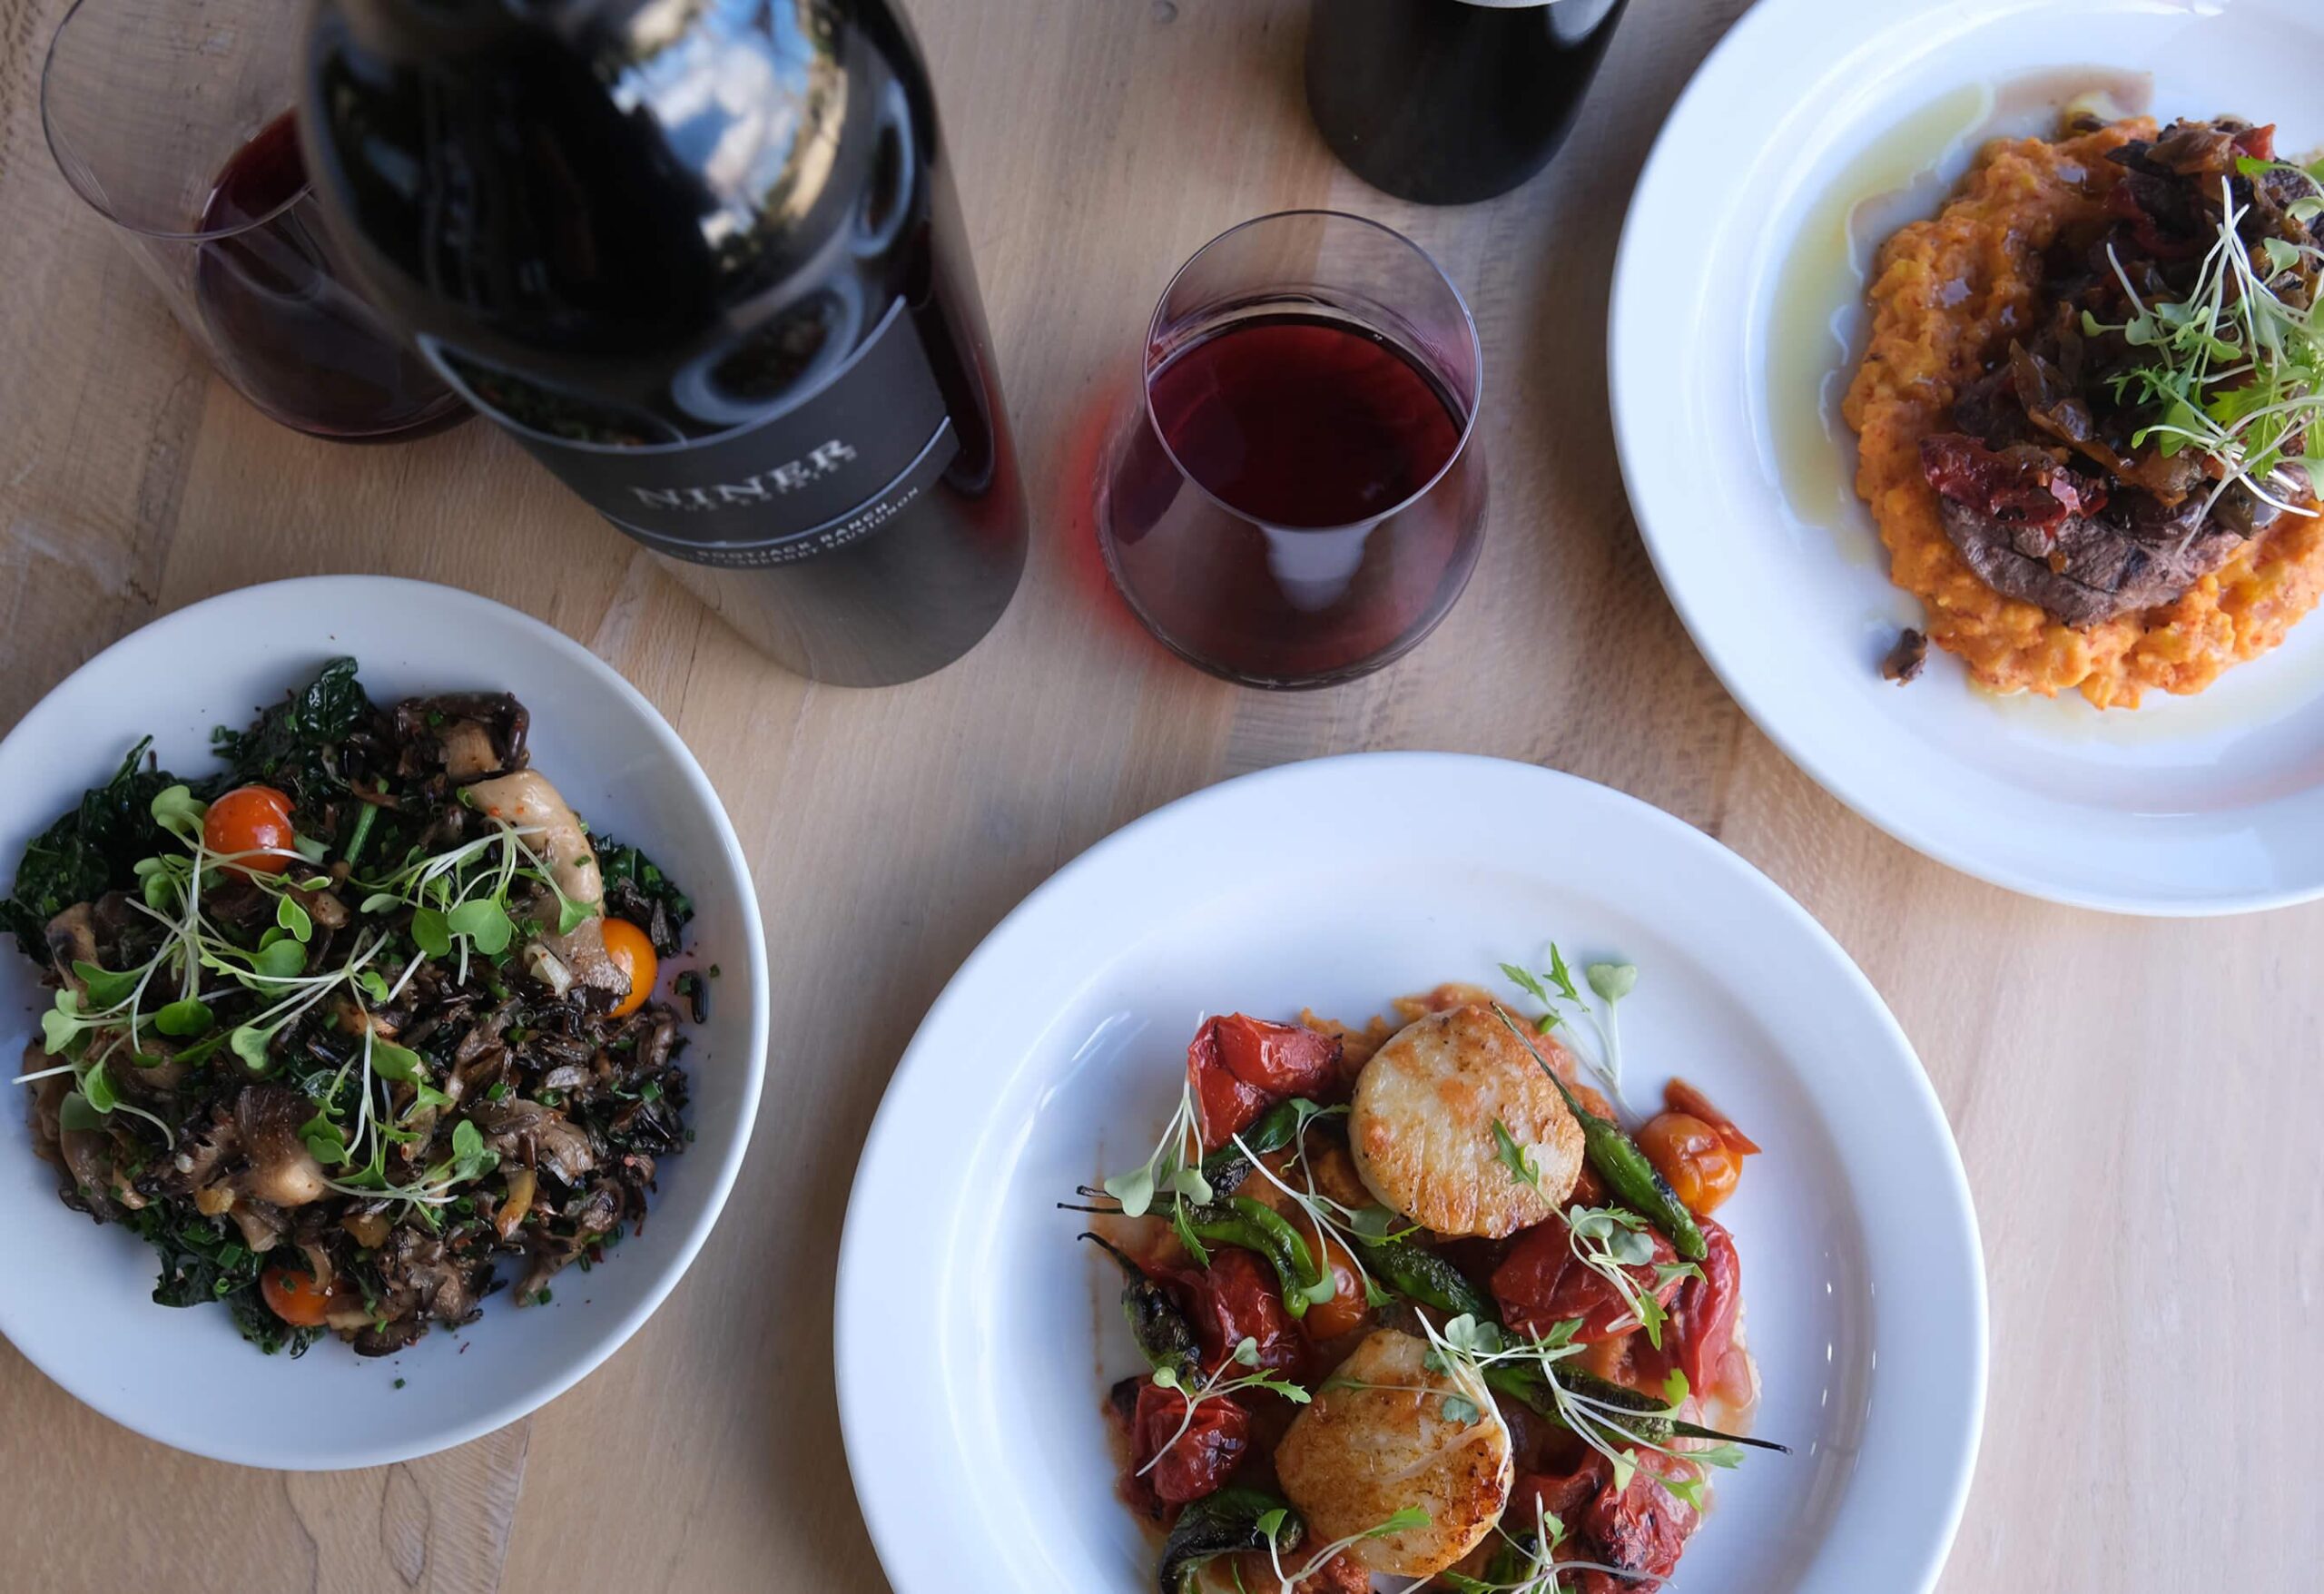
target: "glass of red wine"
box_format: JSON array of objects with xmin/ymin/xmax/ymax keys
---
[
  {"xmin": 39, "ymin": 0, "xmax": 464, "ymax": 441},
  {"xmin": 1098, "ymin": 210, "xmax": 1485, "ymax": 687}
]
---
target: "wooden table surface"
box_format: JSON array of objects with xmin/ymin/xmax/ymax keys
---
[{"xmin": 0, "ymin": 0, "xmax": 2317, "ymax": 1589}]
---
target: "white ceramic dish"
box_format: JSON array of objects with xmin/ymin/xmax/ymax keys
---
[
  {"xmin": 836, "ymin": 753, "xmax": 1984, "ymax": 1594},
  {"xmin": 1611, "ymin": 0, "xmax": 2324, "ymax": 915},
  {"xmin": 0, "ymin": 576, "xmax": 767, "ymax": 1469}
]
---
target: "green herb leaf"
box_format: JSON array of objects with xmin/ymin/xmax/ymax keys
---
[
  {"xmin": 1440, "ymin": 1393, "xmax": 1480, "ymax": 1424},
  {"xmin": 251, "ymin": 939, "xmax": 307, "ymax": 981},
  {"xmin": 447, "ymin": 898, "xmax": 515, "ymax": 955},
  {"xmin": 1585, "ymin": 962, "xmax": 1638, "ymax": 1004},
  {"xmin": 149, "ymin": 784, "xmax": 207, "ymax": 839},
  {"xmin": 276, "ymin": 892, "xmax": 313, "ymax": 944},
  {"xmin": 82, "ymin": 1060, "xmax": 120, "ymax": 1113},
  {"xmin": 40, "ymin": 994, "xmax": 83, "ymax": 1055},
  {"xmin": 1544, "ymin": 944, "xmax": 1581, "ymax": 1003},
  {"xmin": 228, "ymin": 1024, "xmax": 275, "ymax": 1075},
  {"xmin": 74, "ymin": 961, "xmax": 141, "ymax": 1009},
  {"xmin": 1491, "ymin": 1117, "xmax": 1545, "ymax": 1196},
  {"xmin": 153, "ymin": 997, "xmax": 214, "ymax": 1038},
  {"xmin": 555, "ymin": 896, "xmax": 594, "ymax": 936},
  {"xmin": 410, "ymin": 908, "xmax": 452, "ymax": 959},
  {"xmin": 369, "ymin": 1040, "xmax": 426, "ymax": 1084}
]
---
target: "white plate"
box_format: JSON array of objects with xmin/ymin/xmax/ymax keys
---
[
  {"xmin": 1611, "ymin": 0, "xmax": 2324, "ymax": 915},
  {"xmin": 836, "ymin": 753, "xmax": 1984, "ymax": 1594},
  {"xmin": 0, "ymin": 577, "xmax": 768, "ymax": 1469}
]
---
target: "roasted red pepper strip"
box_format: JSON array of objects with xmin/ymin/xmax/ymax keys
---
[
  {"xmin": 1186, "ymin": 1014, "xmax": 1340, "ymax": 1150},
  {"xmin": 1669, "ymin": 1215, "xmax": 1740, "ymax": 1396}
]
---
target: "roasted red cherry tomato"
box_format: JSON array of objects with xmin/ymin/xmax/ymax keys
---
[
  {"xmin": 1582, "ymin": 1447, "xmax": 1701, "ymax": 1582},
  {"xmin": 1491, "ymin": 1212, "xmax": 1684, "ymax": 1343},
  {"xmin": 1130, "ymin": 1380, "xmax": 1249, "ymax": 1505},
  {"xmin": 203, "ymin": 785, "xmax": 298, "ymax": 875},
  {"xmin": 1169, "ymin": 1245, "xmax": 1303, "ymax": 1377},
  {"xmin": 1186, "ymin": 1014, "xmax": 1341, "ymax": 1150},
  {"xmin": 1298, "ymin": 1230, "xmax": 1369, "ymax": 1344}
]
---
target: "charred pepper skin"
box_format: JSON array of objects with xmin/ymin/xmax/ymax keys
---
[
  {"xmin": 1157, "ymin": 1485, "xmax": 1302, "ymax": 1594},
  {"xmin": 1493, "ymin": 1005, "xmax": 1707, "ymax": 1262},
  {"xmin": 1081, "ymin": 1231, "xmax": 1201, "ymax": 1379}
]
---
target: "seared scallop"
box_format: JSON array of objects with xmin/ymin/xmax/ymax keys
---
[
  {"xmin": 1348, "ymin": 1003, "xmax": 1582, "ymax": 1238},
  {"xmin": 1275, "ymin": 1328, "xmax": 1512, "ymax": 1577}
]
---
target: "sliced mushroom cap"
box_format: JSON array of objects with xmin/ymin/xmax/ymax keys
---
[
  {"xmin": 234, "ymin": 1085, "xmax": 330, "ymax": 1207},
  {"xmin": 394, "ymin": 693, "xmax": 529, "ymax": 782}
]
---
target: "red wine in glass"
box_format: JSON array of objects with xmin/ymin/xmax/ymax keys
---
[
  {"xmin": 1151, "ymin": 315, "xmax": 1462, "ymax": 526},
  {"xmin": 193, "ymin": 112, "xmax": 461, "ymax": 440},
  {"xmin": 1102, "ymin": 310, "xmax": 1484, "ymax": 685}
]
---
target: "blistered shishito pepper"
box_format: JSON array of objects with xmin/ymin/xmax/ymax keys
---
[
  {"xmin": 1080, "ymin": 1231, "xmax": 1198, "ymax": 1379},
  {"xmin": 1157, "ymin": 1486, "xmax": 1302, "ymax": 1594},
  {"xmin": 1495, "ymin": 1005, "xmax": 1708, "ymax": 1262}
]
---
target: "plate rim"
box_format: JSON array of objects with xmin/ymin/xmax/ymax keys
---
[
  {"xmin": 835, "ymin": 750, "xmax": 1988, "ymax": 1594},
  {"xmin": 0, "ymin": 575, "xmax": 772, "ymax": 1469},
  {"xmin": 1608, "ymin": 0, "xmax": 2324, "ymax": 919}
]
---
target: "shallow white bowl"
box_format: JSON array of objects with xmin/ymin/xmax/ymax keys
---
[
  {"xmin": 836, "ymin": 753, "xmax": 1985, "ymax": 1594},
  {"xmin": 1612, "ymin": 0, "xmax": 2324, "ymax": 914},
  {"xmin": 0, "ymin": 576, "xmax": 767, "ymax": 1469}
]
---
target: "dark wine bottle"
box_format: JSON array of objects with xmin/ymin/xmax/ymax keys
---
[
  {"xmin": 1305, "ymin": 0, "xmax": 1629, "ymax": 207},
  {"xmin": 296, "ymin": 0, "xmax": 1027, "ymax": 686}
]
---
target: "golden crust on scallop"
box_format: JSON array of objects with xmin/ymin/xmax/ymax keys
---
[
  {"xmin": 1347, "ymin": 1003, "xmax": 1581, "ymax": 1238},
  {"xmin": 1274, "ymin": 1328, "xmax": 1512, "ymax": 1577}
]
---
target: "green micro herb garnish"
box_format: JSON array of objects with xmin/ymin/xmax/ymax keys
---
[
  {"xmin": 2086, "ymin": 170, "xmax": 2324, "ymax": 532},
  {"xmin": 1500, "ymin": 944, "xmax": 1638, "ymax": 1113}
]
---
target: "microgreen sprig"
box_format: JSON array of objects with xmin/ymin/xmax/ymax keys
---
[
  {"xmin": 1102, "ymin": 1073, "xmax": 1210, "ymax": 1216},
  {"xmin": 2084, "ymin": 174, "xmax": 2324, "ymax": 536},
  {"xmin": 1500, "ymin": 945, "xmax": 1639, "ymax": 1115}
]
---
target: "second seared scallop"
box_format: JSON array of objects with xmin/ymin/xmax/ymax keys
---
[
  {"xmin": 1275, "ymin": 1327, "xmax": 1512, "ymax": 1578},
  {"xmin": 1348, "ymin": 1002, "xmax": 1581, "ymax": 1237}
]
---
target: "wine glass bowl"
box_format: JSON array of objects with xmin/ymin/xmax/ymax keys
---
[
  {"xmin": 39, "ymin": 0, "xmax": 464, "ymax": 440},
  {"xmin": 1097, "ymin": 210, "xmax": 1487, "ymax": 689}
]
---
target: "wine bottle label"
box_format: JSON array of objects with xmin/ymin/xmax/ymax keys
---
[{"xmin": 446, "ymin": 296, "xmax": 959, "ymax": 560}]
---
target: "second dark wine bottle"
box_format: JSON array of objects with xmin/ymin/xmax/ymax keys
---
[
  {"xmin": 297, "ymin": 0, "xmax": 1027, "ymax": 686},
  {"xmin": 1305, "ymin": 0, "xmax": 1630, "ymax": 207}
]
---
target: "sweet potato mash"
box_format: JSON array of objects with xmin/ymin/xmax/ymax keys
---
[{"xmin": 1842, "ymin": 117, "xmax": 2324, "ymax": 708}]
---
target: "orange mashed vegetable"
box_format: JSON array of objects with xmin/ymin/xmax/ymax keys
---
[{"xmin": 1841, "ymin": 117, "xmax": 2324, "ymax": 708}]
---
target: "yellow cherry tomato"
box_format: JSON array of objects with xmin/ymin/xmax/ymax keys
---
[
  {"xmin": 1638, "ymin": 1111, "xmax": 1743, "ymax": 1215},
  {"xmin": 260, "ymin": 1263, "xmax": 337, "ymax": 1326},
  {"xmin": 600, "ymin": 917, "xmax": 658, "ymax": 1018}
]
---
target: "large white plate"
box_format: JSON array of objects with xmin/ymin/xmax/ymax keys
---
[
  {"xmin": 0, "ymin": 577, "xmax": 768, "ymax": 1468},
  {"xmin": 836, "ymin": 754, "xmax": 1984, "ymax": 1594},
  {"xmin": 1611, "ymin": 0, "xmax": 2324, "ymax": 914}
]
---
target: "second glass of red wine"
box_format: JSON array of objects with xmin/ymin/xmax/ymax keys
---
[
  {"xmin": 37, "ymin": 0, "xmax": 462, "ymax": 441},
  {"xmin": 1098, "ymin": 211, "xmax": 1486, "ymax": 688}
]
